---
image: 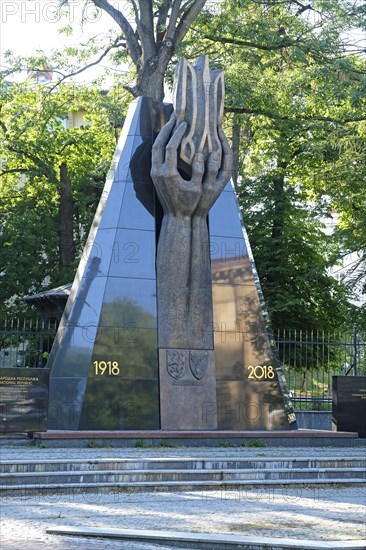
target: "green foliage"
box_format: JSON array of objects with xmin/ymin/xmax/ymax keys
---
[
  {"xmin": 87, "ymin": 440, "xmax": 113, "ymax": 448},
  {"xmin": 0, "ymin": 75, "xmax": 127, "ymax": 313},
  {"xmin": 135, "ymin": 440, "xmax": 148, "ymax": 448},
  {"xmin": 241, "ymin": 440, "xmax": 267, "ymax": 448},
  {"xmin": 183, "ymin": 0, "xmax": 366, "ymax": 330}
]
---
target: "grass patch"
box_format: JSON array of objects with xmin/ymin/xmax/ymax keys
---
[
  {"xmin": 135, "ymin": 440, "xmax": 148, "ymax": 448},
  {"xmin": 241, "ymin": 440, "xmax": 267, "ymax": 448},
  {"xmin": 87, "ymin": 440, "xmax": 114, "ymax": 449}
]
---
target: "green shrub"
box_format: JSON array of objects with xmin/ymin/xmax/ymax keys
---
[
  {"xmin": 135, "ymin": 440, "xmax": 148, "ymax": 448},
  {"xmin": 241, "ymin": 440, "xmax": 267, "ymax": 448}
]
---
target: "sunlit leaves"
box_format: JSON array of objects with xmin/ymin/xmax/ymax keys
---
[{"xmin": 0, "ymin": 76, "xmax": 127, "ymax": 312}]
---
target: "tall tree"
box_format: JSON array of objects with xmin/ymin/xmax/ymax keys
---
[
  {"xmin": 59, "ymin": 0, "xmax": 208, "ymax": 100},
  {"xmin": 0, "ymin": 77, "xmax": 125, "ymax": 311},
  {"xmin": 181, "ymin": 0, "xmax": 366, "ymax": 329}
]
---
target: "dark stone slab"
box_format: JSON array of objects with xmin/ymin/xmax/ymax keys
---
[
  {"xmin": 0, "ymin": 368, "xmax": 49, "ymax": 433},
  {"xmin": 35, "ymin": 428, "xmax": 359, "ymax": 439},
  {"xmin": 47, "ymin": 97, "xmax": 172, "ymax": 430},
  {"xmin": 332, "ymin": 376, "xmax": 366, "ymax": 437},
  {"xmin": 209, "ymin": 199, "xmax": 297, "ymax": 430},
  {"xmin": 32, "ymin": 428, "xmax": 362, "ymax": 448},
  {"xmin": 78, "ymin": 379, "xmax": 159, "ymax": 430},
  {"xmin": 159, "ymin": 349, "xmax": 217, "ymax": 430}
]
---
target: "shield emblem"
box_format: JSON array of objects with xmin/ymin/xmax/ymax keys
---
[
  {"xmin": 167, "ymin": 350, "xmax": 186, "ymax": 380},
  {"xmin": 189, "ymin": 351, "xmax": 208, "ymax": 380}
]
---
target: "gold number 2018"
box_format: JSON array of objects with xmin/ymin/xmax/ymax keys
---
[
  {"xmin": 247, "ymin": 365, "xmax": 275, "ymax": 379},
  {"xmin": 94, "ymin": 361, "xmax": 120, "ymax": 376}
]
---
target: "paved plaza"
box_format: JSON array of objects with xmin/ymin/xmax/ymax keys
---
[{"xmin": 0, "ymin": 445, "xmax": 365, "ymax": 549}]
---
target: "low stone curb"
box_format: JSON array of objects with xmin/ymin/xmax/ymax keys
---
[{"xmin": 46, "ymin": 526, "xmax": 366, "ymax": 550}]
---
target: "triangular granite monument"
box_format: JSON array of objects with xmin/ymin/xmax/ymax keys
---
[{"xmin": 47, "ymin": 57, "xmax": 297, "ymax": 431}]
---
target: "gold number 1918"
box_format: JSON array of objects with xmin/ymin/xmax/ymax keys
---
[{"xmin": 94, "ymin": 361, "xmax": 120, "ymax": 376}]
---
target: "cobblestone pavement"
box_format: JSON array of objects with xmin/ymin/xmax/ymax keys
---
[{"xmin": 1, "ymin": 446, "xmax": 366, "ymax": 549}]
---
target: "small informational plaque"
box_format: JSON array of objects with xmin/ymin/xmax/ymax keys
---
[
  {"xmin": 332, "ymin": 376, "xmax": 366, "ymax": 437},
  {"xmin": 0, "ymin": 368, "xmax": 50, "ymax": 433}
]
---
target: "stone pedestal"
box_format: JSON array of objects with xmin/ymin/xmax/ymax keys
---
[
  {"xmin": 0, "ymin": 368, "xmax": 49, "ymax": 433},
  {"xmin": 332, "ymin": 376, "xmax": 366, "ymax": 437},
  {"xmin": 159, "ymin": 349, "xmax": 217, "ymax": 430}
]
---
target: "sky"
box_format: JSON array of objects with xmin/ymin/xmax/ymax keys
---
[
  {"xmin": 0, "ymin": 0, "xmax": 126, "ymax": 82},
  {"xmin": 1, "ymin": 1, "xmax": 364, "ymax": 82}
]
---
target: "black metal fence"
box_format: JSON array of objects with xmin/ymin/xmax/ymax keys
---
[
  {"xmin": 0, "ymin": 318, "xmax": 365, "ymax": 410},
  {"xmin": 0, "ymin": 318, "xmax": 58, "ymax": 369},
  {"xmin": 275, "ymin": 326, "xmax": 366, "ymax": 410}
]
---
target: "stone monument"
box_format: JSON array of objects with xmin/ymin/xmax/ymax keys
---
[
  {"xmin": 47, "ymin": 56, "xmax": 297, "ymax": 431},
  {"xmin": 151, "ymin": 57, "xmax": 232, "ymax": 429}
]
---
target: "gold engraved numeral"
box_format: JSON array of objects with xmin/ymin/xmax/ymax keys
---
[
  {"xmin": 94, "ymin": 361, "xmax": 120, "ymax": 376},
  {"xmin": 247, "ymin": 365, "xmax": 275, "ymax": 380}
]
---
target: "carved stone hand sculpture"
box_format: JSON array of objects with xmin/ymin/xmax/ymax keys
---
[{"xmin": 151, "ymin": 56, "xmax": 233, "ymax": 350}]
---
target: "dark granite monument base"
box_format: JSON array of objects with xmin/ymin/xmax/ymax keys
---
[
  {"xmin": 332, "ymin": 376, "xmax": 366, "ymax": 437},
  {"xmin": 32, "ymin": 428, "xmax": 363, "ymax": 448}
]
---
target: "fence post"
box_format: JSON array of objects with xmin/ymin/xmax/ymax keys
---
[
  {"xmin": 353, "ymin": 324, "xmax": 358, "ymax": 376},
  {"xmin": 38, "ymin": 316, "xmax": 45, "ymax": 369}
]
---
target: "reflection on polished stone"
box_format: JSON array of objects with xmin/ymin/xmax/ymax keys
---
[
  {"xmin": 209, "ymin": 181, "xmax": 297, "ymax": 430},
  {"xmin": 216, "ymin": 380, "xmax": 290, "ymax": 430},
  {"xmin": 118, "ymin": 182, "xmax": 155, "ymax": 230},
  {"xmin": 210, "ymin": 190, "xmax": 246, "ymax": 238},
  {"xmin": 48, "ymin": 97, "xmax": 170, "ymax": 430},
  {"xmin": 99, "ymin": 277, "xmax": 157, "ymax": 328},
  {"xmin": 79, "ymin": 379, "xmax": 160, "ymax": 430}
]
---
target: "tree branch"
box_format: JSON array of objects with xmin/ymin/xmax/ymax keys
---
[
  {"xmin": 0, "ymin": 168, "xmax": 28, "ymax": 177},
  {"xmin": 3, "ymin": 139, "xmax": 58, "ymax": 183},
  {"xmin": 47, "ymin": 36, "xmax": 126, "ymax": 93},
  {"xmin": 227, "ymin": 106, "xmax": 366, "ymax": 124},
  {"xmin": 174, "ymin": 0, "xmax": 207, "ymax": 45},
  {"xmin": 167, "ymin": 0, "xmax": 184, "ymax": 41},
  {"xmin": 137, "ymin": 0, "xmax": 157, "ymax": 60},
  {"xmin": 156, "ymin": 0, "xmax": 170, "ymax": 46},
  {"xmin": 91, "ymin": 0, "xmax": 142, "ymax": 66},
  {"xmin": 198, "ymin": 32, "xmax": 296, "ymax": 51}
]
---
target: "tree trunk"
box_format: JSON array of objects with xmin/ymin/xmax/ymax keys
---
[
  {"xmin": 136, "ymin": 63, "xmax": 165, "ymax": 101},
  {"xmin": 271, "ymin": 164, "xmax": 287, "ymax": 241},
  {"xmin": 134, "ymin": 45, "xmax": 174, "ymax": 101},
  {"xmin": 266, "ymin": 163, "xmax": 287, "ymax": 291},
  {"xmin": 58, "ymin": 162, "xmax": 74, "ymax": 269},
  {"xmin": 231, "ymin": 116, "xmax": 241, "ymax": 188}
]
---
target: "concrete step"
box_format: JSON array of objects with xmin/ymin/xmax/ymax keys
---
[
  {"xmin": 0, "ymin": 435, "xmax": 33, "ymax": 447},
  {"xmin": 1, "ymin": 457, "xmax": 365, "ymax": 473},
  {"xmin": 46, "ymin": 525, "xmax": 366, "ymax": 550},
  {"xmin": 2, "ymin": 455, "xmax": 365, "ymax": 497},
  {"xmin": 1, "ymin": 466, "xmax": 365, "ymax": 486},
  {"xmin": 1, "ymin": 477, "xmax": 365, "ymax": 498}
]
